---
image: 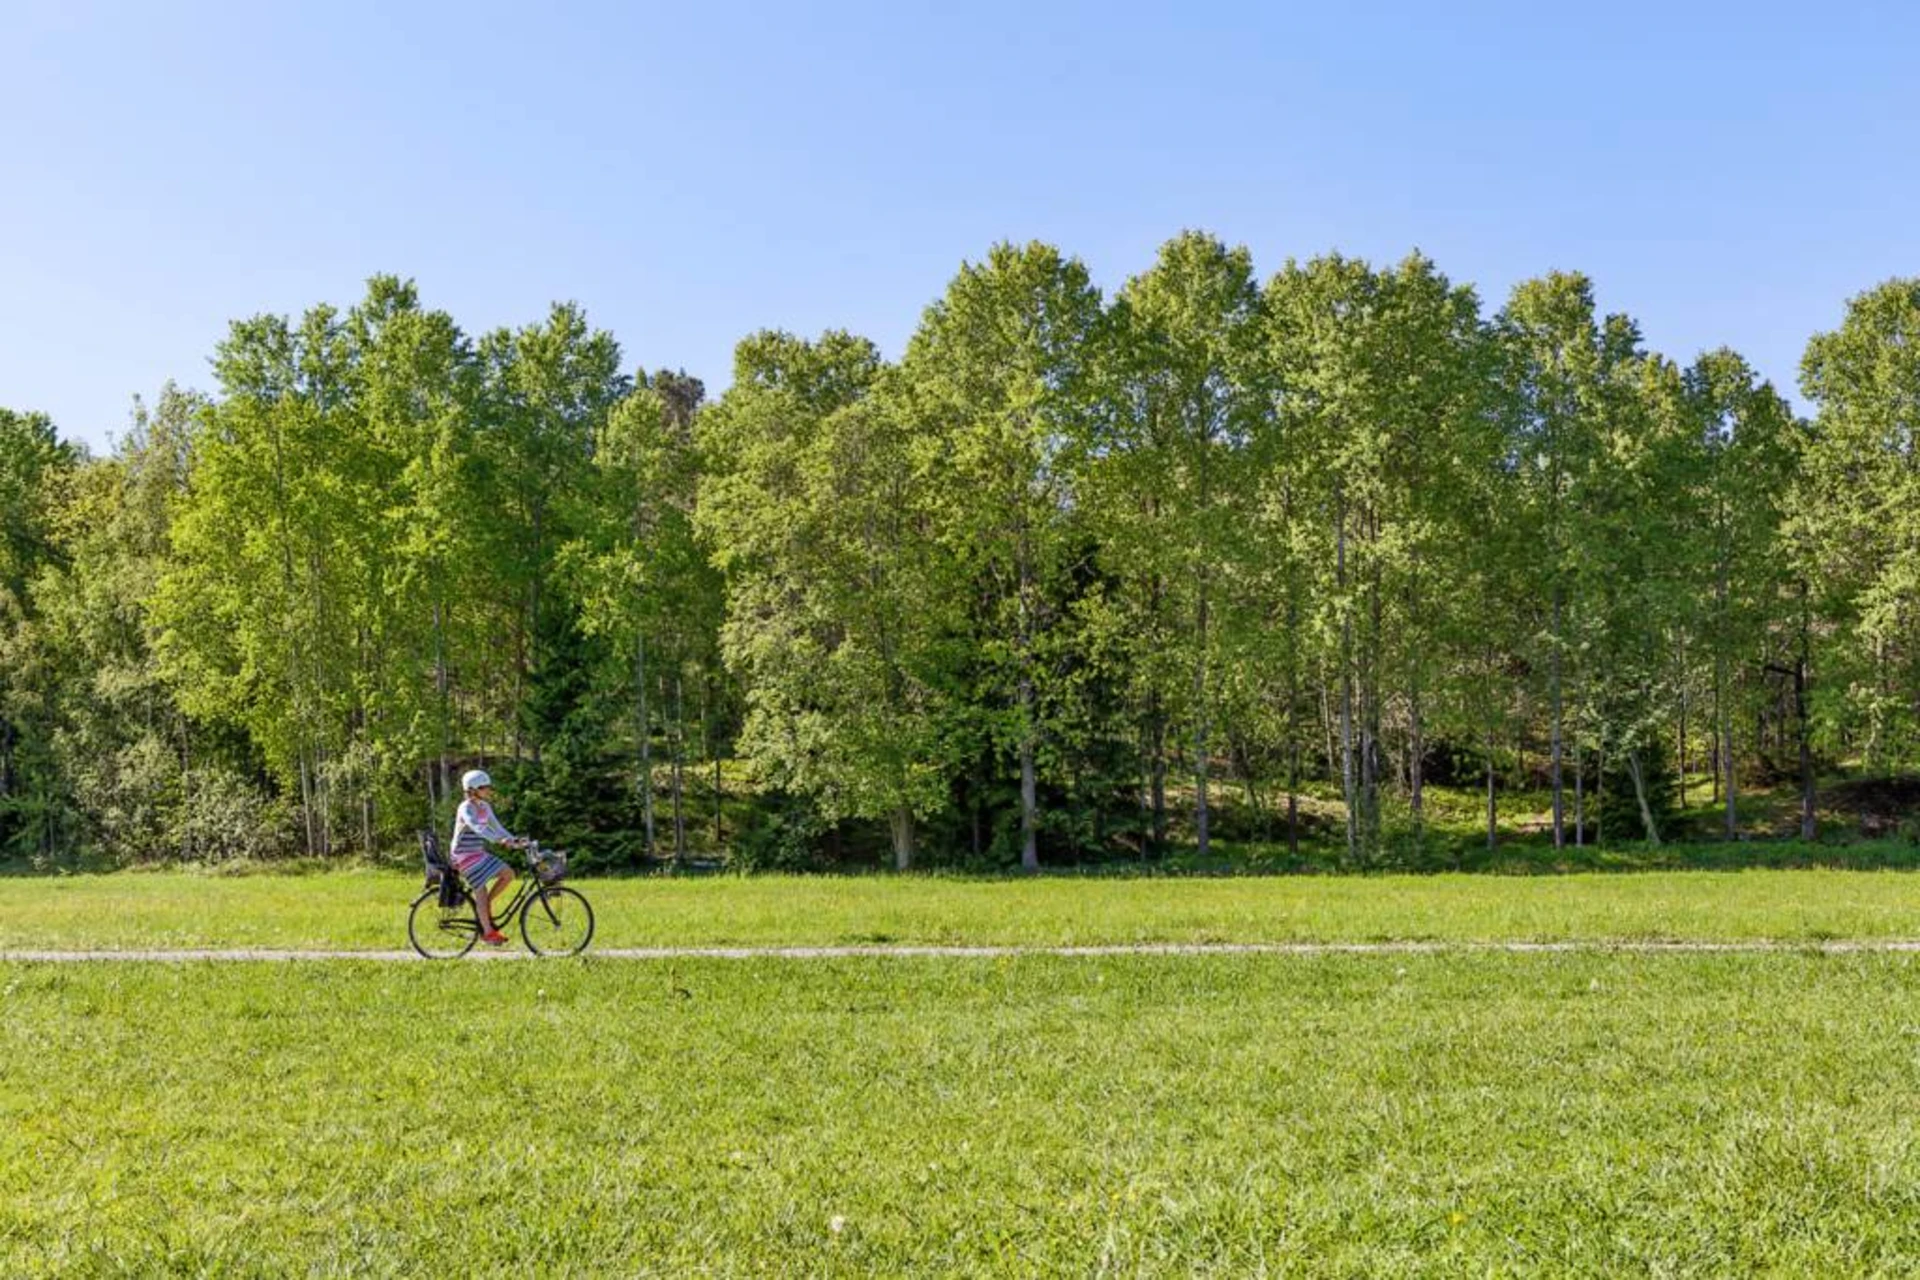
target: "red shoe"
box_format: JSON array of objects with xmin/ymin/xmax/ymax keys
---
[{"xmin": 480, "ymin": 930, "xmax": 510, "ymax": 947}]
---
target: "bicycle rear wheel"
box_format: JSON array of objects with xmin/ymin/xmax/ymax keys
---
[
  {"xmin": 520, "ymin": 885, "xmax": 594, "ymax": 957},
  {"xmin": 409, "ymin": 887, "xmax": 480, "ymax": 959}
]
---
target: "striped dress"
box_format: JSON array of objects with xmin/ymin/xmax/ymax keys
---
[{"xmin": 450, "ymin": 798, "xmax": 514, "ymax": 890}]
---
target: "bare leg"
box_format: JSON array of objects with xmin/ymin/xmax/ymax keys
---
[{"xmin": 475, "ymin": 869, "xmax": 515, "ymax": 937}]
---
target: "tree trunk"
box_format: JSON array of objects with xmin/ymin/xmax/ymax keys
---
[
  {"xmin": 1485, "ymin": 736, "xmax": 1498, "ymax": 854},
  {"xmin": 636, "ymin": 635, "xmax": 655, "ymax": 857},
  {"xmin": 1232, "ymin": 733, "xmax": 1260, "ymax": 821},
  {"xmin": 1018, "ymin": 528, "xmax": 1039, "ymax": 874},
  {"xmin": 1120, "ymin": 733, "xmax": 1142, "ymax": 858},
  {"xmin": 1360, "ymin": 538, "xmax": 1383, "ymax": 862},
  {"xmin": 1193, "ymin": 583, "xmax": 1211, "ymax": 860},
  {"xmin": 1710, "ymin": 726, "xmax": 1720, "ymax": 806},
  {"xmin": 1193, "ymin": 434, "xmax": 1213, "ymax": 859},
  {"xmin": 1406, "ymin": 548, "xmax": 1425, "ymax": 855},
  {"xmin": 1019, "ymin": 675, "xmax": 1039, "ymax": 872},
  {"xmin": 1148, "ymin": 697, "xmax": 1168, "ymax": 850},
  {"xmin": 1626, "ymin": 748, "xmax": 1661, "ymax": 846},
  {"xmin": 315, "ymin": 744, "xmax": 332, "ymax": 858},
  {"xmin": 1676, "ymin": 659, "xmax": 1688, "ymax": 810},
  {"xmin": 1287, "ymin": 738, "xmax": 1301, "ymax": 859},
  {"xmin": 1714, "ymin": 516, "xmax": 1730, "ymax": 828},
  {"xmin": 432, "ymin": 595, "xmax": 451, "ymax": 822},
  {"xmin": 523, "ymin": 503, "xmax": 545, "ymax": 765},
  {"xmin": 890, "ymin": 805, "xmax": 914, "ymax": 871},
  {"xmin": 1593, "ymin": 743, "xmax": 1604, "ymax": 848},
  {"xmin": 1408, "ymin": 684, "xmax": 1425, "ymax": 855},
  {"xmin": 1317, "ymin": 681, "xmax": 1335, "ymax": 783},
  {"xmin": 1573, "ymin": 742, "xmax": 1584, "ymax": 847},
  {"xmin": 1796, "ymin": 609, "xmax": 1815, "ymax": 841},
  {"xmin": 1284, "ymin": 574, "xmax": 1303, "ymax": 859},
  {"xmin": 1550, "ymin": 588, "xmax": 1565, "ymax": 848},
  {"xmin": 1146, "ymin": 565, "xmax": 1169, "ymax": 852},
  {"xmin": 265, "ymin": 405, "xmax": 316, "ymax": 856},
  {"xmin": 179, "ymin": 719, "xmax": 193, "ymax": 861},
  {"xmin": 704, "ymin": 671, "xmax": 721, "ymax": 848},
  {"xmin": 299, "ymin": 750, "xmax": 317, "ymax": 858},
  {"xmin": 671, "ymin": 675, "xmax": 687, "ymax": 862},
  {"xmin": 1337, "ymin": 486, "xmax": 1357, "ymax": 865},
  {"xmin": 1718, "ymin": 643, "xmax": 1735, "ymax": 838},
  {"xmin": 1339, "ymin": 652, "xmax": 1356, "ymax": 865}
]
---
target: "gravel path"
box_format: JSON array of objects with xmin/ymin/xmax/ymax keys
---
[{"xmin": 5, "ymin": 940, "xmax": 1920, "ymax": 962}]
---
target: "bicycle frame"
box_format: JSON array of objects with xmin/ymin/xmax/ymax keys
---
[
  {"xmin": 482, "ymin": 871, "xmax": 557, "ymax": 931},
  {"xmin": 464, "ymin": 843, "xmax": 570, "ymax": 932}
]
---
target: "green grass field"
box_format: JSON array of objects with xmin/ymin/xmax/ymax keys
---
[
  {"xmin": 6, "ymin": 861, "xmax": 1920, "ymax": 951},
  {"xmin": 7, "ymin": 951, "xmax": 1920, "ymax": 1276},
  {"xmin": 9, "ymin": 869, "xmax": 1920, "ymax": 1275}
]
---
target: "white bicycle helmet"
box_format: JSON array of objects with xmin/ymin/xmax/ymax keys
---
[{"xmin": 461, "ymin": 769, "xmax": 493, "ymax": 792}]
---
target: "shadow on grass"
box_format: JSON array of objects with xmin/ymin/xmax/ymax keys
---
[
  {"xmin": 0, "ymin": 855, "xmax": 386, "ymax": 879},
  {"xmin": 1144, "ymin": 835, "xmax": 1920, "ymax": 878},
  {"xmin": 9, "ymin": 840, "xmax": 1920, "ymax": 880},
  {"xmin": 584, "ymin": 836, "xmax": 1920, "ymax": 879}
]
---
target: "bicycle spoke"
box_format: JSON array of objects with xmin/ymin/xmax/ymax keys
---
[
  {"xmin": 408, "ymin": 889, "xmax": 479, "ymax": 959},
  {"xmin": 520, "ymin": 887, "xmax": 593, "ymax": 956}
]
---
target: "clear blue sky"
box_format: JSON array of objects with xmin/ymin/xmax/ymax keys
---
[{"xmin": 5, "ymin": 0, "xmax": 1915, "ymax": 453}]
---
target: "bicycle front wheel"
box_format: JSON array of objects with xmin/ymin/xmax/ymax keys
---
[
  {"xmin": 409, "ymin": 887, "xmax": 480, "ymax": 959},
  {"xmin": 520, "ymin": 886, "xmax": 594, "ymax": 957}
]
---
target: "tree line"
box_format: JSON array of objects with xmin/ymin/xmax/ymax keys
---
[{"xmin": 3, "ymin": 236, "xmax": 1918, "ymax": 870}]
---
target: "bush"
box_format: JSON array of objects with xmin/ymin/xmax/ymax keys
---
[
  {"xmin": 1595, "ymin": 734, "xmax": 1678, "ymax": 845},
  {"xmin": 173, "ymin": 768, "xmax": 297, "ymax": 863},
  {"xmin": 729, "ymin": 790, "xmax": 834, "ymax": 872}
]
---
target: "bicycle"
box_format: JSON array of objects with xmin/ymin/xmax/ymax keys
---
[{"xmin": 408, "ymin": 831, "xmax": 595, "ymax": 959}]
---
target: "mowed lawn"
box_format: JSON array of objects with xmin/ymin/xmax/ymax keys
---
[
  {"xmin": 7, "ymin": 951, "xmax": 1920, "ymax": 1276},
  {"xmin": 7, "ymin": 865, "xmax": 1920, "ymax": 950}
]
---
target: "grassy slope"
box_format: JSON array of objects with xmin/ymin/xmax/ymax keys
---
[
  {"xmin": 6, "ymin": 863, "xmax": 1920, "ymax": 951},
  {"xmin": 6, "ymin": 953, "xmax": 1920, "ymax": 1276}
]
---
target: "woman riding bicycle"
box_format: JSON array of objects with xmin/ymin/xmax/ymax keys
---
[{"xmin": 451, "ymin": 769, "xmax": 521, "ymax": 947}]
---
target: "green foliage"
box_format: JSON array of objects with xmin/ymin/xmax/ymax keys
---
[
  {"xmin": 700, "ymin": 331, "xmax": 956, "ymax": 867},
  {"xmin": 140, "ymin": 281, "xmax": 633, "ymax": 862},
  {"xmin": 901, "ymin": 242, "xmax": 1109, "ymax": 871},
  {"xmin": 0, "ymin": 407, "xmax": 81, "ymax": 860},
  {"xmin": 1799, "ymin": 279, "xmax": 1920, "ymax": 771},
  {"xmin": 728, "ymin": 787, "xmax": 836, "ymax": 871},
  {"xmin": 12, "ymin": 254, "xmax": 1920, "ymax": 872},
  {"xmin": 1590, "ymin": 732, "xmax": 1679, "ymax": 845},
  {"xmin": 1092, "ymin": 232, "xmax": 1263, "ymax": 859},
  {"xmin": 503, "ymin": 607, "xmax": 648, "ymax": 870}
]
